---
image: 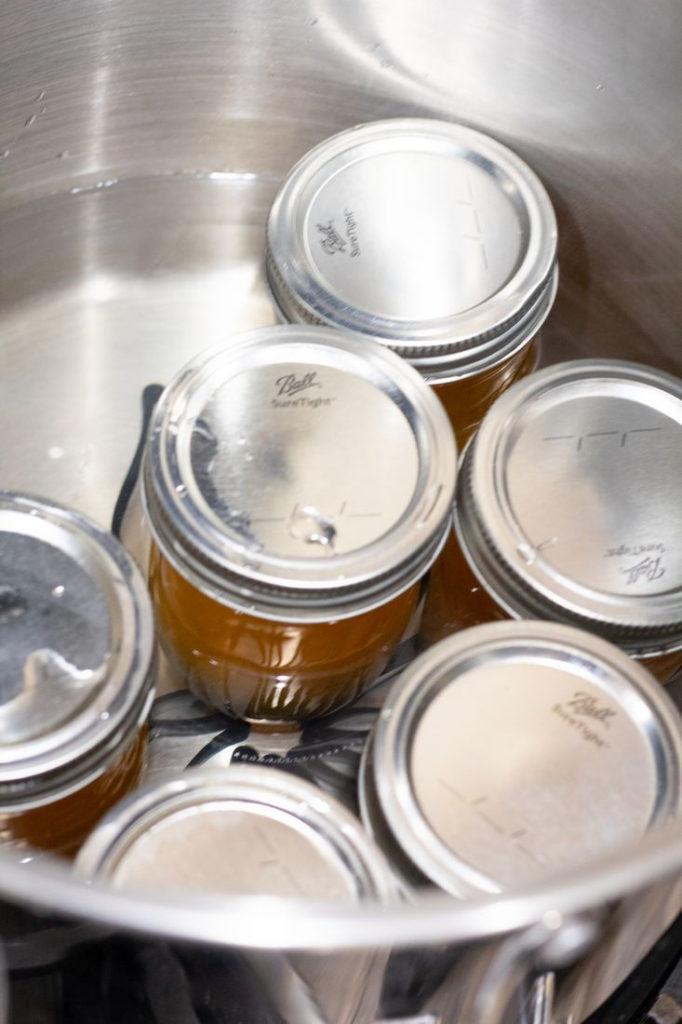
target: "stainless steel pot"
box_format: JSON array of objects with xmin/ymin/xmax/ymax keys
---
[{"xmin": 1, "ymin": 1, "xmax": 681, "ymax": 1022}]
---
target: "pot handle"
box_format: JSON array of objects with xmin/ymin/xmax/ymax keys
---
[{"xmin": 471, "ymin": 913, "xmax": 600, "ymax": 1024}]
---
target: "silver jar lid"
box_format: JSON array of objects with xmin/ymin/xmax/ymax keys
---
[
  {"xmin": 266, "ymin": 118, "xmax": 558, "ymax": 381},
  {"xmin": 0, "ymin": 492, "xmax": 155, "ymax": 808},
  {"xmin": 143, "ymin": 325, "xmax": 456, "ymax": 621},
  {"xmin": 75, "ymin": 765, "xmax": 396, "ymax": 902},
  {"xmin": 363, "ymin": 621, "xmax": 682, "ymax": 897},
  {"xmin": 456, "ymin": 359, "xmax": 682, "ymax": 653}
]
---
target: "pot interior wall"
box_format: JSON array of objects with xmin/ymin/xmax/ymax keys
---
[
  {"xmin": 0, "ymin": 3, "xmax": 681, "ymax": 1022},
  {"xmin": 1, "ymin": 0, "xmax": 680, "ymax": 525}
]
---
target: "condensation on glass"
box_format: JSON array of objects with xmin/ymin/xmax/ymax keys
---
[
  {"xmin": 0, "ymin": 492, "xmax": 155, "ymax": 856},
  {"xmin": 360, "ymin": 621, "xmax": 682, "ymax": 896},
  {"xmin": 142, "ymin": 325, "xmax": 457, "ymax": 727},
  {"xmin": 75, "ymin": 765, "xmax": 397, "ymax": 1024},
  {"xmin": 266, "ymin": 118, "xmax": 558, "ymax": 446},
  {"xmin": 421, "ymin": 360, "xmax": 682, "ymax": 682}
]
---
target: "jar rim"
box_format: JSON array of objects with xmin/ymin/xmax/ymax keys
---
[
  {"xmin": 454, "ymin": 359, "xmax": 682, "ymax": 651},
  {"xmin": 368, "ymin": 622, "xmax": 682, "ymax": 896},
  {"xmin": 75, "ymin": 765, "xmax": 398, "ymax": 903},
  {"xmin": 142, "ymin": 325, "xmax": 457, "ymax": 621},
  {"xmin": 266, "ymin": 118, "xmax": 558, "ymax": 375},
  {"xmin": 0, "ymin": 492, "xmax": 155, "ymax": 807}
]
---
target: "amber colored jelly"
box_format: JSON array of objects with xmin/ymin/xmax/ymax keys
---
[
  {"xmin": 638, "ymin": 648, "xmax": 682, "ymax": 684},
  {"xmin": 149, "ymin": 546, "xmax": 420, "ymax": 726},
  {"xmin": 420, "ymin": 530, "xmax": 507, "ymax": 646},
  {"xmin": 420, "ymin": 531, "xmax": 682, "ymax": 684},
  {"xmin": 0, "ymin": 729, "xmax": 148, "ymax": 858},
  {"xmin": 431, "ymin": 339, "xmax": 539, "ymax": 447}
]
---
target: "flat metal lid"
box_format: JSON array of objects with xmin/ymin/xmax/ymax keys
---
[
  {"xmin": 75, "ymin": 766, "xmax": 395, "ymax": 901},
  {"xmin": 371, "ymin": 622, "xmax": 682, "ymax": 897},
  {"xmin": 143, "ymin": 325, "xmax": 456, "ymax": 620},
  {"xmin": 456, "ymin": 360, "xmax": 682, "ymax": 650},
  {"xmin": 267, "ymin": 119, "xmax": 557, "ymax": 378},
  {"xmin": 0, "ymin": 493, "xmax": 155, "ymax": 802}
]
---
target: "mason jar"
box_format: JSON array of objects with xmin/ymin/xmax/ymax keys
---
[
  {"xmin": 0, "ymin": 492, "xmax": 155, "ymax": 856},
  {"xmin": 266, "ymin": 118, "xmax": 558, "ymax": 446},
  {"xmin": 75, "ymin": 765, "xmax": 397, "ymax": 1024},
  {"xmin": 420, "ymin": 360, "xmax": 682, "ymax": 682},
  {"xmin": 361, "ymin": 621, "xmax": 682, "ymax": 896},
  {"xmin": 142, "ymin": 325, "xmax": 456, "ymax": 726}
]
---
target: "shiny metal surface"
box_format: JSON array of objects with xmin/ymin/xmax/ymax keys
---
[
  {"xmin": 0, "ymin": 176, "xmax": 279, "ymax": 528},
  {"xmin": 366, "ymin": 622, "xmax": 682, "ymax": 897},
  {"xmin": 267, "ymin": 118, "xmax": 557, "ymax": 379},
  {"xmin": 0, "ymin": 501, "xmax": 110, "ymax": 737},
  {"xmin": 76, "ymin": 766, "xmax": 396, "ymax": 901},
  {"xmin": 0, "ymin": 493, "xmax": 154, "ymax": 805},
  {"xmin": 76, "ymin": 766, "xmax": 396, "ymax": 1024},
  {"xmin": 457, "ymin": 360, "xmax": 682, "ymax": 651},
  {"xmin": 1, "ymin": 0, "xmax": 682, "ymax": 1020},
  {"xmin": 144, "ymin": 325, "xmax": 456, "ymax": 618},
  {"xmin": 1, "ymin": 2, "xmax": 680, "ymax": 530}
]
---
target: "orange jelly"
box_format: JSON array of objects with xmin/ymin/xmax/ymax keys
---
[
  {"xmin": 421, "ymin": 361, "xmax": 682, "ymax": 684},
  {"xmin": 0, "ymin": 492, "xmax": 155, "ymax": 856},
  {"xmin": 0, "ymin": 729, "xmax": 148, "ymax": 857},
  {"xmin": 421, "ymin": 532, "xmax": 682, "ymax": 683},
  {"xmin": 142, "ymin": 326, "xmax": 456, "ymax": 725},
  {"xmin": 431, "ymin": 338, "xmax": 540, "ymax": 447},
  {"xmin": 149, "ymin": 546, "xmax": 419, "ymax": 724},
  {"xmin": 421, "ymin": 528, "xmax": 508, "ymax": 644}
]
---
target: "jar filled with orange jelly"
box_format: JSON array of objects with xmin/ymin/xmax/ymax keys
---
[
  {"xmin": 266, "ymin": 118, "xmax": 558, "ymax": 446},
  {"xmin": 0, "ymin": 492, "xmax": 155, "ymax": 856},
  {"xmin": 421, "ymin": 360, "xmax": 682, "ymax": 682},
  {"xmin": 142, "ymin": 325, "xmax": 456, "ymax": 726}
]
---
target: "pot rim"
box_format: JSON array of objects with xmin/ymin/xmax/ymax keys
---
[{"xmin": 2, "ymin": 818, "xmax": 681, "ymax": 952}]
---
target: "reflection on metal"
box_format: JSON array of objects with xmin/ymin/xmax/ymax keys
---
[
  {"xmin": 470, "ymin": 916, "xmax": 599, "ymax": 1024},
  {"xmin": 1, "ymin": 0, "xmax": 682, "ymax": 1019},
  {"xmin": 646, "ymin": 952, "xmax": 682, "ymax": 1024},
  {"xmin": 374, "ymin": 1017, "xmax": 440, "ymax": 1024}
]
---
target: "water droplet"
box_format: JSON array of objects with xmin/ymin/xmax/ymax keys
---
[
  {"xmin": 517, "ymin": 542, "xmax": 536, "ymax": 566},
  {"xmin": 51, "ymin": 585, "xmax": 65, "ymax": 598},
  {"xmin": 68, "ymin": 178, "xmax": 119, "ymax": 196},
  {"xmin": 596, "ymin": 82, "xmax": 604, "ymax": 91},
  {"xmin": 289, "ymin": 506, "xmax": 336, "ymax": 549}
]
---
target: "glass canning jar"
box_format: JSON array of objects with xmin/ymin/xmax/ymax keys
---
[
  {"xmin": 142, "ymin": 325, "xmax": 456, "ymax": 727},
  {"xmin": 75, "ymin": 765, "xmax": 397, "ymax": 1024},
  {"xmin": 361, "ymin": 621, "xmax": 682, "ymax": 896},
  {"xmin": 266, "ymin": 118, "xmax": 558, "ymax": 446},
  {"xmin": 420, "ymin": 360, "xmax": 682, "ymax": 682},
  {"xmin": 0, "ymin": 493, "xmax": 155, "ymax": 856}
]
